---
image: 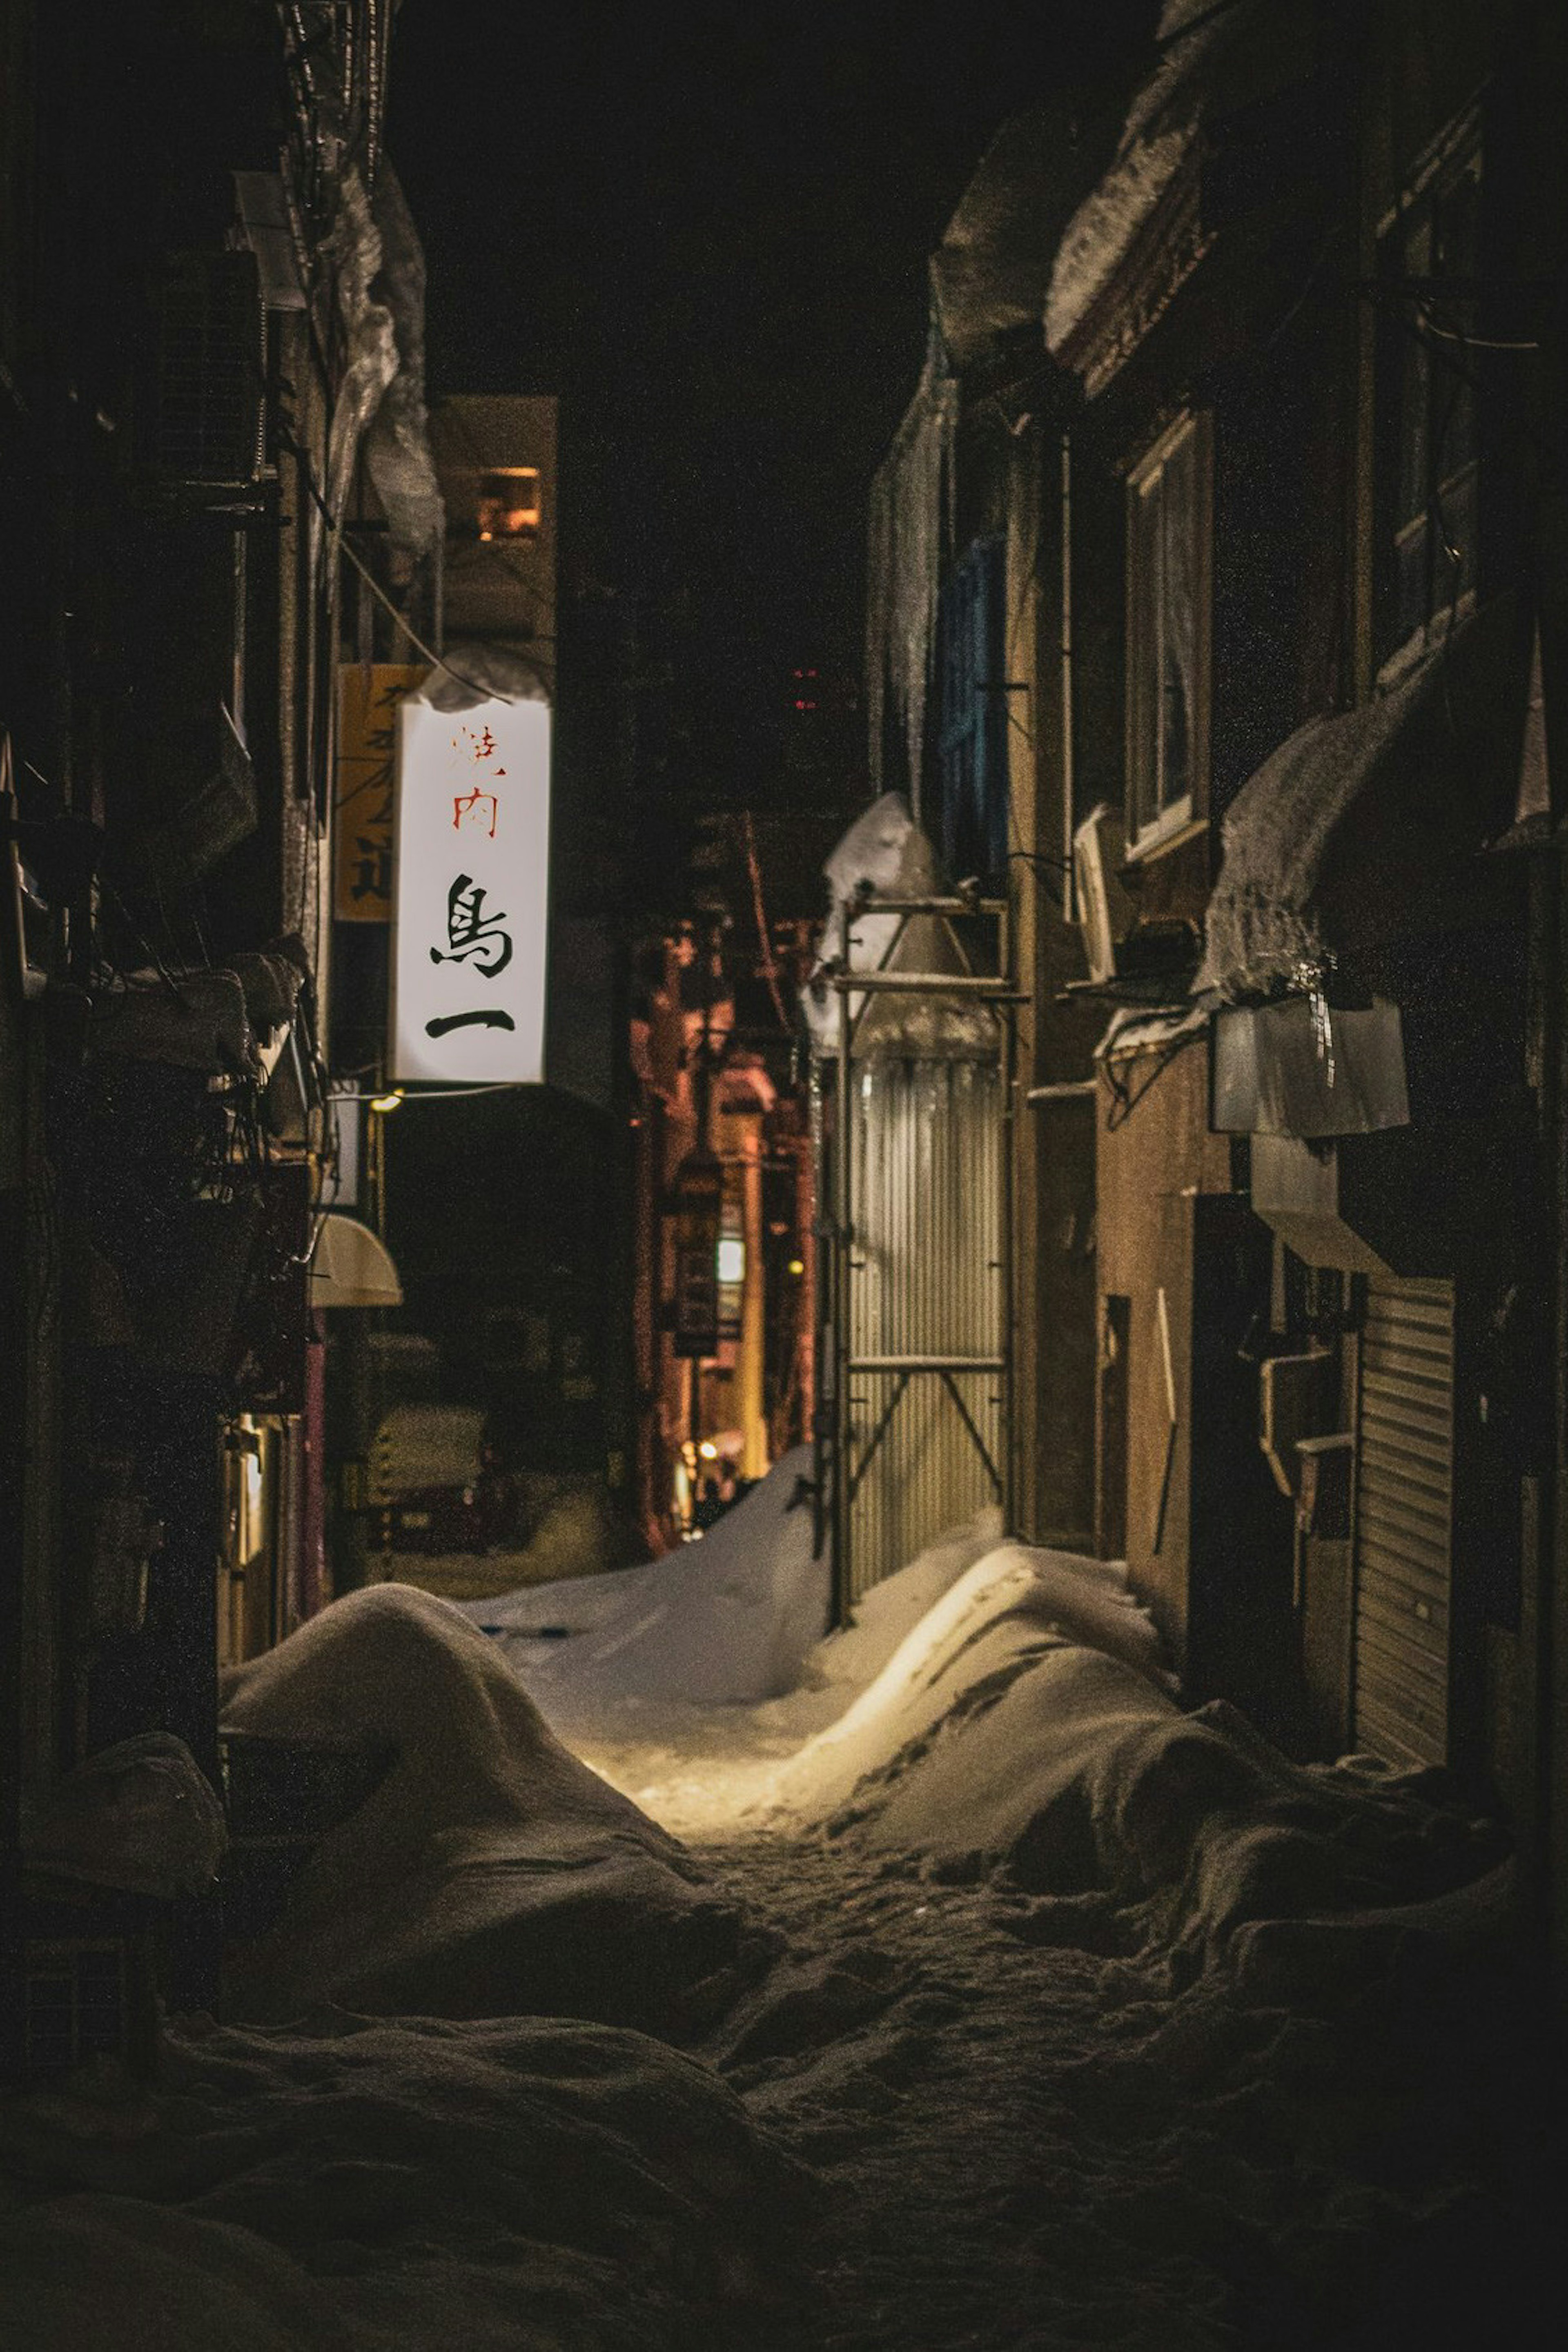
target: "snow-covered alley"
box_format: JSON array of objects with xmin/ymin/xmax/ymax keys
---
[{"xmin": 0, "ymin": 1459, "xmax": 1557, "ymax": 2349}]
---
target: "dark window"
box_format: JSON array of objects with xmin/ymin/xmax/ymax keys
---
[
  {"xmin": 1125, "ymin": 413, "xmax": 1209, "ymax": 849},
  {"xmin": 935, "ymin": 534, "xmax": 1007, "ymax": 885},
  {"xmin": 1375, "ymin": 131, "xmax": 1482, "ymax": 665}
]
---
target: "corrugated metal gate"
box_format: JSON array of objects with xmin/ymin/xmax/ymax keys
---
[
  {"xmin": 821, "ymin": 889, "xmax": 1014, "ymax": 1618},
  {"xmin": 1352, "ymin": 1274, "xmax": 1454, "ymax": 1767},
  {"xmin": 844, "ymin": 1057, "xmax": 1004, "ymax": 1603}
]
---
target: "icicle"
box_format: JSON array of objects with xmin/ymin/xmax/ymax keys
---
[
  {"xmin": 1292, "ymin": 953, "xmax": 1337, "ymax": 1091},
  {"xmin": 864, "ymin": 325, "xmax": 957, "ymax": 820}
]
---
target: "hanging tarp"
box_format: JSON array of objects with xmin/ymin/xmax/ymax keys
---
[
  {"xmin": 1197, "ymin": 598, "xmax": 1528, "ymax": 1002},
  {"xmin": 866, "ymin": 331, "xmax": 958, "ymax": 807},
  {"xmin": 362, "ymin": 161, "xmax": 445, "ymax": 562},
  {"xmin": 802, "ymin": 794, "xmax": 996, "ymax": 1060}
]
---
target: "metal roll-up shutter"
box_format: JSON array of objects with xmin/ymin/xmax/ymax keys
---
[
  {"xmin": 846, "ymin": 1056, "xmax": 1004, "ymax": 1602},
  {"xmin": 1352, "ymin": 1275, "xmax": 1454, "ymax": 1767}
]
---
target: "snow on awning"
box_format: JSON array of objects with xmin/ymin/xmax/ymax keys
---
[
  {"xmin": 1197, "ymin": 598, "xmax": 1528, "ymax": 1003},
  {"xmin": 1045, "ymin": 0, "xmax": 1301, "ymax": 381},
  {"xmin": 1045, "ymin": 0, "xmax": 1256, "ymax": 356},
  {"xmin": 309, "ymin": 1214, "xmax": 403, "ymax": 1310},
  {"xmin": 931, "ymin": 106, "xmax": 1087, "ymax": 369}
]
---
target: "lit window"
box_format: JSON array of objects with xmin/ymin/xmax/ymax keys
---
[
  {"xmin": 477, "ymin": 468, "xmax": 541, "ymax": 541},
  {"xmin": 1125, "ymin": 412, "xmax": 1210, "ymax": 851},
  {"xmin": 717, "ymin": 1237, "xmax": 746, "ymax": 1286}
]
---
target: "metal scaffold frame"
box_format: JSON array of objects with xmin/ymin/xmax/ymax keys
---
[{"xmin": 822, "ymin": 891, "xmax": 1021, "ymax": 1625}]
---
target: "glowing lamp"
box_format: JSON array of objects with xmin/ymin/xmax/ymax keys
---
[{"xmin": 716, "ymin": 1236, "xmax": 746, "ymax": 1286}]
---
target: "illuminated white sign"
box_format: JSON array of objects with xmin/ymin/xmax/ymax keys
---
[
  {"xmin": 390, "ymin": 693, "xmax": 550, "ymax": 1085},
  {"xmin": 716, "ymin": 1237, "xmax": 746, "ymax": 1285}
]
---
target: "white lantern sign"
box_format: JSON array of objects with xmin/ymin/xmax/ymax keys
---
[{"xmin": 390, "ymin": 693, "xmax": 551, "ymax": 1084}]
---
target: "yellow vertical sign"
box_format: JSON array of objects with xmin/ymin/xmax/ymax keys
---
[{"xmin": 334, "ymin": 665, "xmax": 425, "ymax": 922}]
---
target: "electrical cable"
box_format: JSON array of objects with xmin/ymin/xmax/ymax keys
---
[
  {"xmin": 273, "ymin": 408, "xmax": 504, "ymax": 703},
  {"xmin": 338, "ymin": 1080, "xmax": 539, "ymax": 1101},
  {"xmin": 1102, "ymin": 1024, "xmax": 1207, "ymax": 1131},
  {"xmin": 742, "ymin": 808, "xmax": 792, "ymax": 1034}
]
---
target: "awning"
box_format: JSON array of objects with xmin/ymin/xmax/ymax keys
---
[
  {"xmin": 1197, "ymin": 597, "xmax": 1530, "ymax": 1003},
  {"xmin": 931, "ymin": 106, "xmax": 1093, "ymax": 369},
  {"xmin": 309, "ymin": 1214, "xmax": 403, "ymax": 1310}
]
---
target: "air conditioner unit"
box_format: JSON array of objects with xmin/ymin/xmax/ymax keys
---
[{"xmin": 1072, "ymin": 804, "xmax": 1134, "ymax": 984}]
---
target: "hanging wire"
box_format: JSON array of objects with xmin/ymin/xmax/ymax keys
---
[
  {"xmin": 1102, "ymin": 1024, "xmax": 1207, "ymax": 1131},
  {"xmin": 338, "ymin": 1080, "xmax": 539, "ymax": 1102},
  {"xmin": 272, "ymin": 407, "xmax": 504, "ymax": 703},
  {"xmin": 742, "ymin": 808, "xmax": 792, "ymax": 1033}
]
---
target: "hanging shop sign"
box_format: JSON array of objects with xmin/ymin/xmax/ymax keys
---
[
  {"xmin": 334, "ymin": 664, "xmax": 425, "ymax": 922},
  {"xmin": 670, "ymin": 1154, "xmax": 722, "ymax": 1359},
  {"xmin": 390, "ymin": 692, "xmax": 551, "ymax": 1085}
]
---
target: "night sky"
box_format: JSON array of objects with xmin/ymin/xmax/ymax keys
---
[{"xmin": 388, "ymin": 2, "xmax": 1153, "ymax": 787}]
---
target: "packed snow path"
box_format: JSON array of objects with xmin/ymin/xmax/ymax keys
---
[
  {"xmin": 1, "ymin": 1473, "xmax": 1556, "ymax": 2350},
  {"xmin": 688, "ymin": 1828, "xmax": 1543, "ymax": 2351}
]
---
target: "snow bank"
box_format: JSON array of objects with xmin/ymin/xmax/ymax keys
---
[
  {"xmin": 463, "ymin": 1446, "xmax": 827, "ymax": 1717},
  {"xmin": 521, "ymin": 1510, "xmax": 1004, "ymax": 1842},
  {"xmin": 218, "ymin": 1585, "xmax": 746, "ymax": 2033},
  {"xmin": 780, "ymin": 1550, "xmax": 1505, "ymax": 1979},
  {"xmin": 765, "ymin": 1541, "xmax": 1172, "ymax": 1829},
  {"xmin": 783, "ymin": 1511, "xmax": 1007, "ymax": 1719},
  {"xmin": 0, "ymin": 2011, "xmax": 808, "ymax": 2352}
]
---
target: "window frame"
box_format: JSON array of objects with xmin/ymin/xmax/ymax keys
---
[
  {"xmin": 1373, "ymin": 109, "xmax": 1483, "ymax": 682},
  {"xmin": 1123, "ymin": 408, "xmax": 1213, "ymax": 860}
]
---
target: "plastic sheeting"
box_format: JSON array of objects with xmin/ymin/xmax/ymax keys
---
[
  {"xmin": 317, "ymin": 160, "xmax": 444, "ymax": 580},
  {"xmin": 866, "ymin": 329, "xmax": 957, "ymax": 806},
  {"xmin": 363, "ymin": 163, "xmax": 445, "ymax": 561},
  {"xmin": 322, "ymin": 167, "xmax": 399, "ymax": 559},
  {"xmin": 802, "ymin": 793, "xmax": 996, "ymax": 1059}
]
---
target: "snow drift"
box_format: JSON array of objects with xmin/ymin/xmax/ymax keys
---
[
  {"xmin": 463, "ymin": 1445, "xmax": 828, "ymax": 1719},
  {"xmin": 218, "ymin": 1584, "xmax": 746, "ymax": 2033},
  {"xmin": 766, "ymin": 1542, "xmax": 1506, "ymax": 1986},
  {"xmin": 764, "ymin": 1541, "xmax": 1172, "ymax": 1829},
  {"xmin": 0, "ymin": 2011, "xmax": 809, "ymax": 2352}
]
